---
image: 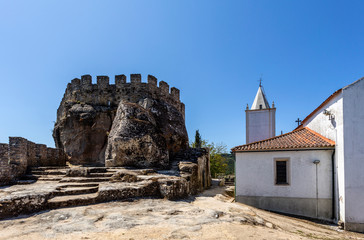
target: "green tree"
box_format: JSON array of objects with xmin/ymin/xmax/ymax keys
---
[
  {"xmin": 221, "ymin": 153, "xmax": 235, "ymax": 175},
  {"xmin": 191, "ymin": 130, "xmax": 207, "ymax": 148},
  {"xmin": 206, "ymin": 142, "xmax": 228, "ymax": 178},
  {"xmin": 194, "ymin": 130, "xmax": 202, "ymax": 148},
  {"xmin": 189, "ymin": 130, "xmax": 230, "ymax": 177}
]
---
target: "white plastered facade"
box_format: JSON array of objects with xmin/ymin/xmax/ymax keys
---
[
  {"xmin": 236, "ymin": 77, "xmax": 364, "ymax": 232},
  {"xmin": 303, "ymin": 78, "xmax": 364, "ymax": 231},
  {"xmin": 235, "ymin": 150, "xmax": 334, "ymax": 220}
]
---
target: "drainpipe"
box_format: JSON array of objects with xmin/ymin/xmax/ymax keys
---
[
  {"xmin": 331, "ymin": 149, "xmax": 336, "ymax": 221},
  {"xmin": 234, "ymin": 153, "xmax": 236, "ymax": 201},
  {"xmin": 313, "ymin": 160, "xmax": 321, "ymax": 219}
]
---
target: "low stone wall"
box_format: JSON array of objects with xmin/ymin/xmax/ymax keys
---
[
  {"xmin": 0, "ymin": 144, "xmax": 13, "ymax": 185},
  {"xmin": 35, "ymin": 144, "xmax": 48, "ymax": 166},
  {"xmin": 177, "ymin": 148, "xmax": 211, "ymax": 195},
  {"xmin": 9, "ymin": 137, "xmax": 28, "ymax": 177},
  {"xmin": 0, "ymin": 137, "xmax": 67, "ymax": 186}
]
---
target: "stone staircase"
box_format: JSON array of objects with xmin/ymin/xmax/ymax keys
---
[
  {"xmin": 0, "ymin": 161, "xmax": 210, "ymax": 219},
  {"xmin": 23, "ymin": 166, "xmax": 121, "ymax": 210},
  {"xmin": 48, "ymin": 183, "xmax": 100, "ymax": 209}
]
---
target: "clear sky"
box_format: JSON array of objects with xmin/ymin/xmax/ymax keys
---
[{"xmin": 0, "ymin": 1, "xmax": 363, "ymax": 150}]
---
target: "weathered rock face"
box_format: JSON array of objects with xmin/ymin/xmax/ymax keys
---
[
  {"xmin": 53, "ymin": 103, "xmax": 114, "ymax": 165},
  {"xmin": 105, "ymin": 101, "xmax": 169, "ymax": 168},
  {"xmin": 139, "ymin": 98, "xmax": 189, "ymax": 157},
  {"xmin": 53, "ymin": 74, "xmax": 188, "ymax": 167},
  {"xmin": 176, "ymin": 148, "xmax": 211, "ymax": 194}
]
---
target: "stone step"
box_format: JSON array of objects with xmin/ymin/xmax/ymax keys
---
[
  {"xmin": 59, "ymin": 177, "xmax": 110, "ymax": 183},
  {"xmin": 16, "ymin": 179, "xmax": 37, "ymax": 184},
  {"xmin": 37, "ymin": 177, "xmax": 63, "ymax": 181},
  {"xmin": 89, "ymin": 173, "xmax": 113, "ymax": 177},
  {"xmin": 31, "ymin": 175, "xmax": 66, "ymax": 180},
  {"xmin": 47, "ymin": 192, "xmax": 99, "ymax": 209},
  {"xmin": 53, "ymin": 186, "xmax": 99, "ymax": 196},
  {"xmin": 31, "ymin": 166, "xmax": 69, "ymax": 171},
  {"xmin": 57, "ymin": 183, "xmax": 100, "ymax": 188},
  {"xmin": 88, "ymin": 167, "xmax": 107, "ymax": 173},
  {"xmin": 20, "ymin": 175, "xmax": 39, "ymax": 180},
  {"xmin": 30, "ymin": 170, "xmax": 66, "ymax": 175}
]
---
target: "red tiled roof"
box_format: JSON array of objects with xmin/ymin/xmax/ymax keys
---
[{"xmin": 232, "ymin": 127, "xmax": 335, "ymax": 152}]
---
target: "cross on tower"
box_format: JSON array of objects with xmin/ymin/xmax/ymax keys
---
[
  {"xmin": 258, "ymin": 75, "xmax": 263, "ymax": 87},
  {"xmin": 295, "ymin": 118, "xmax": 302, "ymax": 126}
]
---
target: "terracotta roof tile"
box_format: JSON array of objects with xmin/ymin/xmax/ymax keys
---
[{"xmin": 232, "ymin": 127, "xmax": 335, "ymax": 152}]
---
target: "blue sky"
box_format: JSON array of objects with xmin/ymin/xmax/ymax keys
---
[{"xmin": 0, "ymin": 1, "xmax": 363, "ymax": 150}]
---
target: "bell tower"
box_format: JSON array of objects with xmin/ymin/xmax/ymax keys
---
[{"xmin": 245, "ymin": 82, "xmax": 276, "ymax": 144}]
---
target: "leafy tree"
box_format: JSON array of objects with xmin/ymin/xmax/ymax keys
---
[
  {"xmin": 206, "ymin": 142, "xmax": 228, "ymax": 178},
  {"xmin": 190, "ymin": 130, "xmax": 230, "ymax": 177},
  {"xmin": 221, "ymin": 153, "xmax": 235, "ymax": 175}
]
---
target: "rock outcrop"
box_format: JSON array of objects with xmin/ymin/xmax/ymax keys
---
[
  {"xmin": 53, "ymin": 103, "xmax": 114, "ymax": 165},
  {"xmin": 105, "ymin": 98, "xmax": 188, "ymax": 168},
  {"xmin": 53, "ymin": 74, "xmax": 187, "ymax": 166},
  {"xmin": 48, "ymin": 74, "xmax": 211, "ymax": 206}
]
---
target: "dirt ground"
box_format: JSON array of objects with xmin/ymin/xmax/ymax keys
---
[{"xmin": 0, "ymin": 184, "xmax": 363, "ymax": 240}]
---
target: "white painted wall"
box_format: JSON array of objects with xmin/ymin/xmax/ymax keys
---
[
  {"xmin": 236, "ymin": 150, "xmax": 333, "ymax": 199},
  {"xmin": 343, "ymin": 79, "xmax": 364, "ymax": 225},
  {"xmin": 246, "ymin": 109, "xmax": 275, "ymax": 144},
  {"xmin": 303, "ymin": 93, "xmax": 343, "ymax": 141},
  {"xmin": 303, "ymin": 92, "xmax": 345, "ymax": 222}
]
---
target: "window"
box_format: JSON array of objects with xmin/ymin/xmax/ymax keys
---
[
  {"xmin": 259, "ymin": 104, "xmax": 262, "ymax": 109},
  {"xmin": 275, "ymin": 159, "xmax": 289, "ymax": 185}
]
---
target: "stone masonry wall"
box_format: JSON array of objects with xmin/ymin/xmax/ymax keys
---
[
  {"xmin": 56, "ymin": 74, "xmax": 185, "ymax": 121},
  {"xmin": 177, "ymin": 148, "xmax": 212, "ymax": 195},
  {"xmin": 197, "ymin": 149, "xmax": 211, "ymax": 192},
  {"xmin": 0, "ymin": 144, "xmax": 12, "ymax": 185},
  {"xmin": 9, "ymin": 137, "xmax": 28, "ymax": 177},
  {"xmin": 0, "ymin": 137, "xmax": 66, "ymax": 186}
]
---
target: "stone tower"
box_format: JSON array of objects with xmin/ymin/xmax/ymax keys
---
[{"xmin": 245, "ymin": 83, "xmax": 276, "ymax": 144}]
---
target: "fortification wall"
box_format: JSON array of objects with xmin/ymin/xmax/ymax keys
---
[
  {"xmin": 56, "ymin": 74, "xmax": 185, "ymax": 121},
  {"xmin": 9, "ymin": 137, "xmax": 28, "ymax": 177},
  {"xmin": 0, "ymin": 137, "xmax": 67, "ymax": 186},
  {"xmin": 0, "ymin": 144, "xmax": 12, "ymax": 185}
]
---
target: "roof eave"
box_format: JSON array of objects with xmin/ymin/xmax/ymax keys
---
[{"xmin": 232, "ymin": 146, "xmax": 335, "ymax": 153}]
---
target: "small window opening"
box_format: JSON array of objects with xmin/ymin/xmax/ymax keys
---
[
  {"xmin": 259, "ymin": 104, "xmax": 262, "ymax": 109},
  {"xmin": 107, "ymin": 100, "xmax": 111, "ymax": 106},
  {"xmin": 275, "ymin": 160, "xmax": 288, "ymax": 185}
]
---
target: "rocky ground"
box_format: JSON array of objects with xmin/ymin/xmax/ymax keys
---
[{"xmin": 0, "ymin": 182, "xmax": 363, "ymax": 240}]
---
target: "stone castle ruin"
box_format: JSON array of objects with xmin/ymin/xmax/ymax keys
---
[
  {"xmin": 53, "ymin": 74, "xmax": 188, "ymax": 167},
  {"xmin": 0, "ymin": 74, "xmax": 211, "ymax": 219}
]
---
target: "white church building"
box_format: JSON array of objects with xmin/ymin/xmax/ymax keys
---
[{"xmin": 233, "ymin": 77, "xmax": 364, "ymax": 232}]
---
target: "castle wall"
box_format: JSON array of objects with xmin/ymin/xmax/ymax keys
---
[
  {"xmin": 197, "ymin": 149, "xmax": 211, "ymax": 192},
  {"xmin": 27, "ymin": 141, "xmax": 37, "ymax": 167},
  {"xmin": 35, "ymin": 144, "xmax": 48, "ymax": 166},
  {"xmin": 0, "ymin": 144, "xmax": 13, "ymax": 185},
  {"xmin": 0, "ymin": 137, "xmax": 67, "ymax": 186},
  {"xmin": 57, "ymin": 74, "xmax": 185, "ymax": 121},
  {"xmin": 9, "ymin": 137, "xmax": 28, "ymax": 177}
]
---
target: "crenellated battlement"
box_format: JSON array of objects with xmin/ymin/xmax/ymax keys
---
[
  {"xmin": 57, "ymin": 74, "xmax": 185, "ymax": 121},
  {"xmin": 65, "ymin": 74, "xmax": 181, "ymax": 101}
]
